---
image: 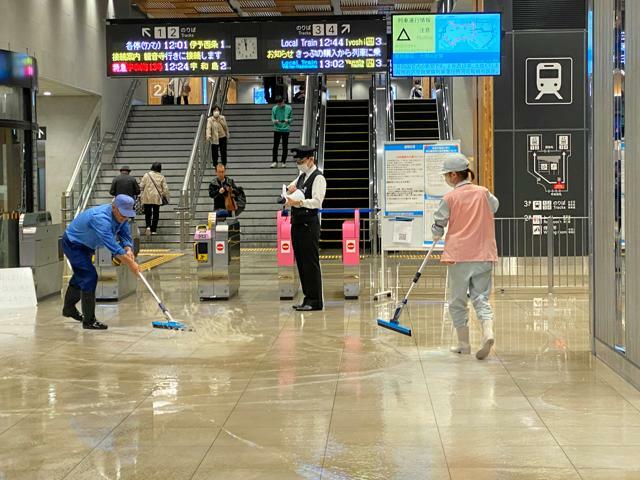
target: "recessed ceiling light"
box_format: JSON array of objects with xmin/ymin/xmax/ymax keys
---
[
  {"xmin": 341, "ymin": 84, "xmax": 345, "ymax": 87},
  {"xmin": 43, "ymin": 91, "xmax": 52, "ymax": 96}
]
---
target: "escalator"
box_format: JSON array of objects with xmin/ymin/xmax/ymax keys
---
[
  {"xmin": 320, "ymin": 99, "xmax": 370, "ymax": 250},
  {"xmin": 393, "ymin": 99, "xmax": 440, "ymax": 141}
]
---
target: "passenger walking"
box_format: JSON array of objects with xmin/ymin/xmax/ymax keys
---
[
  {"xmin": 61, "ymin": 195, "xmax": 140, "ymax": 330},
  {"xmin": 286, "ymin": 146, "xmax": 326, "ymax": 311},
  {"xmin": 208, "ymin": 164, "xmax": 239, "ymax": 215},
  {"xmin": 206, "ymin": 105, "xmax": 230, "ymax": 167},
  {"xmin": 410, "ymin": 79, "xmax": 423, "ymax": 99},
  {"xmin": 271, "ymin": 96, "xmax": 293, "ymax": 168},
  {"xmin": 170, "ymin": 77, "xmax": 190, "ymax": 105},
  {"xmin": 109, "ymin": 165, "xmax": 140, "ymax": 198},
  {"xmin": 293, "ymin": 84, "xmax": 306, "ymax": 103},
  {"xmin": 431, "ymin": 153, "xmax": 499, "ymax": 360},
  {"xmin": 139, "ymin": 162, "xmax": 170, "ymax": 236}
]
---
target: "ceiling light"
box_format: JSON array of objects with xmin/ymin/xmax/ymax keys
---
[
  {"xmin": 43, "ymin": 91, "xmax": 52, "ymax": 96},
  {"xmin": 341, "ymin": 84, "xmax": 345, "ymax": 87}
]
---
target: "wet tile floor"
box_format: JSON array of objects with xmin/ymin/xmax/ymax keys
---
[{"xmin": 1, "ymin": 255, "xmax": 639, "ymax": 479}]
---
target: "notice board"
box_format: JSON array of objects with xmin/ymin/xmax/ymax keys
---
[{"xmin": 382, "ymin": 141, "xmax": 460, "ymax": 251}]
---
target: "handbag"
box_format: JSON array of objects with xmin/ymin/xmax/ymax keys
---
[
  {"xmin": 224, "ymin": 188, "xmax": 237, "ymax": 212},
  {"xmin": 147, "ymin": 173, "xmax": 169, "ymax": 206}
]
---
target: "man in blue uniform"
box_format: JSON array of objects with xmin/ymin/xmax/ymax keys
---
[{"xmin": 61, "ymin": 195, "xmax": 140, "ymax": 330}]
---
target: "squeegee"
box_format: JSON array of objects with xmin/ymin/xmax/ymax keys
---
[
  {"xmin": 377, "ymin": 243, "xmax": 438, "ymax": 337},
  {"xmin": 138, "ymin": 272, "xmax": 191, "ymax": 331}
]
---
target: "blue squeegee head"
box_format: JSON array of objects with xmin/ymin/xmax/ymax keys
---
[
  {"xmin": 377, "ymin": 319, "xmax": 412, "ymax": 337},
  {"xmin": 152, "ymin": 320, "xmax": 189, "ymax": 331}
]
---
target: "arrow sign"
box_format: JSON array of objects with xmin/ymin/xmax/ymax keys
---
[
  {"xmin": 341, "ymin": 24, "xmax": 351, "ymax": 34},
  {"xmin": 142, "ymin": 27, "xmax": 151, "ymax": 38}
]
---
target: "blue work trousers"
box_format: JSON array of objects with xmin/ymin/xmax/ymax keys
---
[{"xmin": 62, "ymin": 234, "xmax": 98, "ymax": 293}]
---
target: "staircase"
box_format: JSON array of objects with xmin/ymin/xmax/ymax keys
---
[
  {"xmin": 89, "ymin": 104, "xmax": 205, "ymax": 248},
  {"xmin": 193, "ymin": 103, "xmax": 304, "ymax": 247},
  {"xmin": 393, "ymin": 99, "xmax": 440, "ymax": 141},
  {"xmin": 320, "ymin": 99, "xmax": 370, "ymax": 250}
]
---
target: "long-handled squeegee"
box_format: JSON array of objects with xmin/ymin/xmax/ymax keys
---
[
  {"xmin": 377, "ymin": 243, "xmax": 438, "ymax": 337},
  {"xmin": 138, "ymin": 272, "xmax": 191, "ymax": 331}
]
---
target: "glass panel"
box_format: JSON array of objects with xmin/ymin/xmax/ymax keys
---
[
  {"xmin": 0, "ymin": 85, "xmax": 24, "ymax": 122},
  {"xmin": 614, "ymin": 0, "xmax": 626, "ymax": 354},
  {"xmin": 0, "ymin": 127, "xmax": 24, "ymax": 267}
]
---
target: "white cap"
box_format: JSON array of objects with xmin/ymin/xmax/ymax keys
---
[{"xmin": 440, "ymin": 153, "xmax": 470, "ymax": 175}]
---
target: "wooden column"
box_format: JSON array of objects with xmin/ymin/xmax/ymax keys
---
[{"xmin": 476, "ymin": 0, "xmax": 495, "ymax": 191}]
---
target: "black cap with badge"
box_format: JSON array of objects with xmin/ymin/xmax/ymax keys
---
[{"xmin": 290, "ymin": 145, "xmax": 316, "ymax": 160}]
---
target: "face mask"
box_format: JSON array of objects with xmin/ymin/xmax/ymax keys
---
[
  {"xmin": 297, "ymin": 162, "xmax": 311, "ymax": 174},
  {"xmin": 213, "ymin": 111, "xmax": 220, "ymax": 118}
]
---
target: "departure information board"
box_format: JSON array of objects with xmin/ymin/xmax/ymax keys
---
[
  {"xmin": 392, "ymin": 13, "xmax": 501, "ymax": 77},
  {"xmin": 106, "ymin": 17, "xmax": 387, "ymax": 77}
]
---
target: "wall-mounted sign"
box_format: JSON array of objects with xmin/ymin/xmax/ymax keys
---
[
  {"xmin": 391, "ymin": 13, "xmax": 502, "ymax": 77},
  {"xmin": 106, "ymin": 17, "xmax": 387, "ymax": 77},
  {"xmin": 0, "ymin": 50, "xmax": 37, "ymax": 88}
]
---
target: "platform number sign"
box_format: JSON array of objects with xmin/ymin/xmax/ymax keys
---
[{"xmin": 313, "ymin": 24, "xmax": 325, "ymax": 36}]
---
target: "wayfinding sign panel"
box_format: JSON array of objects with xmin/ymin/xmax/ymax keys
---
[
  {"xmin": 391, "ymin": 13, "xmax": 502, "ymax": 77},
  {"xmin": 106, "ymin": 17, "xmax": 387, "ymax": 77}
]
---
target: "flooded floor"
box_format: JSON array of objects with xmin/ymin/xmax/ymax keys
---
[{"xmin": 1, "ymin": 255, "xmax": 639, "ymax": 479}]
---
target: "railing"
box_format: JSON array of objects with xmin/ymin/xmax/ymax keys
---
[
  {"xmin": 177, "ymin": 76, "xmax": 230, "ymax": 249},
  {"xmin": 60, "ymin": 79, "xmax": 139, "ymax": 225},
  {"xmin": 494, "ymin": 216, "xmax": 589, "ymax": 292},
  {"xmin": 314, "ymin": 76, "xmax": 327, "ymax": 170},
  {"xmin": 435, "ymin": 81, "xmax": 453, "ymax": 141}
]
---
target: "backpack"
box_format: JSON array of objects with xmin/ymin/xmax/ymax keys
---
[{"xmin": 235, "ymin": 186, "xmax": 247, "ymax": 216}]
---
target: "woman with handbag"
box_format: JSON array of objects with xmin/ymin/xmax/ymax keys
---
[
  {"xmin": 206, "ymin": 105, "xmax": 230, "ymax": 167},
  {"xmin": 140, "ymin": 162, "xmax": 170, "ymax": 236}
]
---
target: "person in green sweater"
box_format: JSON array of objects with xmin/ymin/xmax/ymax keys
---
[{"xmin": 271, "ymin": 96, "xmax": 293, "ymax": 168}]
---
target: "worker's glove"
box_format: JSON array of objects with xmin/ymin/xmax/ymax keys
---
[{"xmin": 432, "ymin": 224, "xmax": 445, "ymax": 240}]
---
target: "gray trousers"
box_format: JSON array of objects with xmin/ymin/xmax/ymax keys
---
[{"xmin": 447, "ymin": 262, "xmax": 494, "ymax": 329}]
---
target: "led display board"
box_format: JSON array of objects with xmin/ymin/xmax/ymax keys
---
[
  {"xmin": 391, "ymin": 13, "xmax": 501, "ymax": 77},
  {"xmin": 106, "ymin": 17, "xmax": 387, "ymax": 77},
  {"xmin": 0, "ymin": 50, "xmax": 36, "ymax": 88}
]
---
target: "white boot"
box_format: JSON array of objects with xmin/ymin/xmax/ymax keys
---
[
  {"xmin": 476, "ymin": 319, "xmax": 495, "ymax": 360},
  {"xmin": 450, "ymin": 326, "xmax": 470, "ymax": 354}
]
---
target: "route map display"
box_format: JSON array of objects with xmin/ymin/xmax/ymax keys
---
[
  {"xmin": 106, "ymin": 17, "xmax": 387, "ymax": 77},
  {"xmin": 391, "ymin": 13, "xmax": 501, "ymax": 77}
]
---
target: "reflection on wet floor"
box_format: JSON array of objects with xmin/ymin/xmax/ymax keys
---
[{"xmin": 1, "ymin": 254, "xmax": 639, "ymax": 479}]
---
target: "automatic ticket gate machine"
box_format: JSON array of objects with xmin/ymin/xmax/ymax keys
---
[
  {"xmin": 342, "ymin": 209, "xmax": 361, "ymax": 299},
  {"xmin": 18, "ymin": 212, "xmax": 64, "ymax": 299},
  {"xmin": 194, "ymin": 213, "xmax": 240, "ymax": 300},
  {"xmin": 277, "ymin": 210, "xmax": 298, "ymax": 300},
  {"xmin": 95, "ymin": 221, "xmax": 141, "ymax": 301}
]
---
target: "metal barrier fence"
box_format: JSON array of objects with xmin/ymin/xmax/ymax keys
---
[{"xmin": 494, "ymin": 216, "xmax": 589, "ymax": 292}]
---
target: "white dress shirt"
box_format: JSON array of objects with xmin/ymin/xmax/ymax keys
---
[{"xmin": 288, "ymin": 165, "xmax": 327, "ymax": 210}]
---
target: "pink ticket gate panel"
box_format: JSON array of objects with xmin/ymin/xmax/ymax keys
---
[
  {"xmin": 342, "ymin": 209, "xmax": 360, "ymax": 299},
  {"xmin": 277, "ymin": 210, "xmax": 298, "ymax": 300}
]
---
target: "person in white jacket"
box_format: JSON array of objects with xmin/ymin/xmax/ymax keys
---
[
  {"xmin": 169, "ymin": 77, "xmax": 190, "ymax": 105},
  {"xmin": 206, "ymin": 105, "xmax": 230, "ymax": 167}
]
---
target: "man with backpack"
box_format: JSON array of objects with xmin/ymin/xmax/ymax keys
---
[{"xmin": 208, "ymin": 164, "xmax": 246, "ymax": 216}]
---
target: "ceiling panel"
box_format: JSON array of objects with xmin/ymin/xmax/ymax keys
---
[{"xmin": 133, "ymin": 0, "xmax": 434, "ymax": 17}]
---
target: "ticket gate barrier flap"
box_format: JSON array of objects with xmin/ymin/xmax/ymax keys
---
[
  {"xmin": 19, "ymin": 212, "xmax": 64, "ymax": 299},
  {"xmin": 95, "ymin": 221, "xmax": 140, "ymax": 301},
  {"xmin": 276, "ymin": 210, "xmax": 298, "ymax": 300},
  {"xmin": 196, "ymin": 218, "xmax": 240, "ymax": 300},
  {"xmin": 342, "ymin": 209, "xmax": 361, "ymax": 299}
]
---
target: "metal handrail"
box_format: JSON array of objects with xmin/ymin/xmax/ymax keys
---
[
  {"xmin": 315, "ymin": 76, "xmax": 327, "ymax": 170},
  {"xmin": 177, "ymin": 76, "xmax": 229, "ymax": 249},
  {"xmin": 60, "ymin": 79, "xmax": 139, "ymax": 225},
  {"xmin": 435, "ymin": 81, "xmax": 453, "ymax": 140}
]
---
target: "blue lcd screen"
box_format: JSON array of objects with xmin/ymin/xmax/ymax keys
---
[{"xmin": 392, "ymin": 13, "xmax": 501, "ymax": 77}]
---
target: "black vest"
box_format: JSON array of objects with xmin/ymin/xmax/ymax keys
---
[{"xmin": 292, "ymin": 169, "xmax": 322, "ymax": 224}]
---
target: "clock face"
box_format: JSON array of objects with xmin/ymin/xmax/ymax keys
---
[{"xmin": 235, "ymin": 37, "xmax": 258, "ymax": 60}]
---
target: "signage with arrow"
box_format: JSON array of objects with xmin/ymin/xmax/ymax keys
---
[
  {"xmin": 341, "ymin": 24, "xmax": 351, "ymax": 34},
  {"xmin": 141, "ymin": 27, "xmax": 151, "ymax": 38}
]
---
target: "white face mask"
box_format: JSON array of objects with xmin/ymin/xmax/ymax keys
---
[
  {"xmin": 297, "ymin": 162, "xmax": 312, "ymax": 174},
  {"xmin": 213, "ymin": 111, "xmax": 220, "ymax": 118}
]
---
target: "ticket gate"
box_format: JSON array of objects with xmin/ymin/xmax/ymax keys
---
[
  {"xmin": 95, "ymin": 221, "xmax": 140, "ymax": 301},
  {"xmin": 195, "ymin": 216, "xmax": 240, "ymax": 300},
  {"xmin": 277, "ymin": 210, "xmax": 298, "ymax": 300},
  {"xmin": 19, "ymin": 212, "xmax": 64, "ymax": 299},
  {"xmin": 342, "ymin": 209, "xmax": 360, "ymax": 299}
]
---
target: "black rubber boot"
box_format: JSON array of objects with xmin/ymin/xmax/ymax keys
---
[
  {"xmin": 81, "ymin": 291, "xmax": 108, "ymax": 330},
  {"xmin": 62, "ymin": 285, "xmax": 83, "ymax": 322}
]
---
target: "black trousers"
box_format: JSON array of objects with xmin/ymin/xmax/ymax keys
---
[
  {"xmin": 176, "ymin": 95, "xmax": 189, "ymax": 105},
  {"xmin": 273, "ymin": 131, "xmax": 289, "ymax": 164},
  {"xmin": 211, "ymin": 137, "xmax": 228, "ymax": 166},
  {"xmin": 143, "ymin": 204, "xmax": 160, "ymax": 232},
  {"xmin": 291, "ymin": 219, "xmax": 323, "ymax": 308}
]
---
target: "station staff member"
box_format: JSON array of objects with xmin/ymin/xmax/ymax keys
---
[
  {"xmin": 285, "ymin": 146, "xmax": 326, "ymax": 311},
  {"xmin": 61, "ymin": 195, "xmax": 140, "ymax": 330}
]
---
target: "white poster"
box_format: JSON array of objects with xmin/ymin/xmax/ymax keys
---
[
  {"xmin": 384, "ymin": 144, "xmax": 425, "ymax": 214},
  {"xmin": 392, "ymin": 218, "xmax": 413, "ymax": 244},
  {"xmin": 423, "ymin": 143, "xmax": 458, "ymax": 244},
  {"xmin": 0, "ymin": 268, "xmax": 37, "ymax": 309}
]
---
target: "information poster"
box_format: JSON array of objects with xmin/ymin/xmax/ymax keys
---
[
  {"xmin": 382, "ymin": 141, "xmax": 460, "ymax": 251},
  {"xmin": 106, "ymin": 17, "xmax": 387, "ymax": 77},
  {"xmin": 391, "ymin": 13, "xmax": 501, "ymax": 77}
]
